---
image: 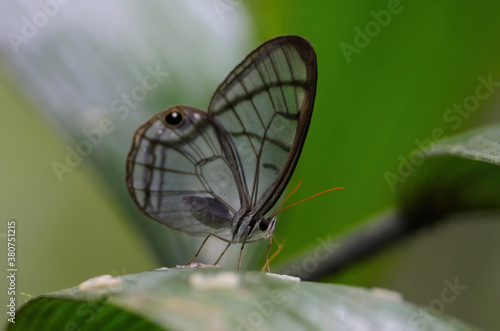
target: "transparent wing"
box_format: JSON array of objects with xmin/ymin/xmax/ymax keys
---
[
  {"xmin": 126, "ymin": 106, "xmax": 245, "ymax": 240},
  {"xmin": 208, "ymin": 35, "xmax": 317, "ymax": 215}
]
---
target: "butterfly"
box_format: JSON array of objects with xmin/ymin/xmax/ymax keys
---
[{"xmin": 126, "ymin": 35, "xmax": 319, "ymax": 270}]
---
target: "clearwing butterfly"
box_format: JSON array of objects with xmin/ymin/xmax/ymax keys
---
[{"xmin": 126, "ymin": 35, "xmax": 318, "ymax": 269}]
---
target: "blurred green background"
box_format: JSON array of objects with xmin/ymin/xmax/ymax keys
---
[{"xmin": 1, "ymin": 1, "xmax": 500, "ymax": 329}]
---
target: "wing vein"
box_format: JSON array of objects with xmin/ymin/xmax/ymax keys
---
[
  {"xmin": 217, "ymin": 91, "xmax": 259, "ymax": 159},
  {"xmin": 264, "ymin": 46, "xmax": 288, "ymax": 114},
  {"xmin": 235, "ymin": 75, "xmax": 266, "ymax": 129},
  {"xmin": 280, "ymin": 44, "xmax": 299, "ymax": 114}
]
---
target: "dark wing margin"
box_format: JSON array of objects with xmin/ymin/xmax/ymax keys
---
[{"xmin": 208, "ymin": 35, "xmax": 317, "ymax": 215}]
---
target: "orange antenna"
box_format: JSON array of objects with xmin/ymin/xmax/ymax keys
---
[
  {"xmin": 272, "ymin": 186, "xmax": 343, "ymax": 218},
  {"xmin": 270, "ymin": 179, "xmax": 304, "ymax": 218}
]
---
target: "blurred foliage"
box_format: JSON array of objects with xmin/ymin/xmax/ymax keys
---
[
  {"xmin": 1, "ymin": 1, "xmax": 500, "ymax": 329},
  {"xmin": 244, "ymin": 3, "xmax": 500, "ymax": 329},
  {"xmin": 247, "ymin": 0, "xmax": 500, "ymax": 261},
  {"xmin": 275, "ymin": 123, "xmax": 500, "ymax": 280},
  {"xmin": 401, "ymin": 124, "xmax": 500, "ymax": 224}
]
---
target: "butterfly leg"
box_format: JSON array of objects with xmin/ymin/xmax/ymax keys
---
[
  {"xmin": 264, "ymin": 236, "xmax": 272, "ymax": 273},
  {"xmin": 185, "ymin": 233, "xmax": 214, "ymax": 266},
  {"xmin": 214, "ymin": 241, "xmax": 232, "ymax": 265},
  {"xmin": 237, "ymin": 225, "xmax": 252, "ymax": 270},
  {"xmin": 261, "ymin": 236, "xmax": 285, "ymax": 272}
]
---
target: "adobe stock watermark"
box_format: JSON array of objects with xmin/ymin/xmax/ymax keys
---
[
  {"xmin": 408, "ymin": 277, "xmax": 467, "ymax": 330},
  {"xmin": 384, "ymin": 73, "xmax": 500, "ymax": 192},
  {"xmin": 212, "ymin": 0, "xmax": 243, "ymax": 21},
  {"xmin": 7, "ymin": 0, "xmax": 73, "ymax": 54},
  {"xmin": 340, "ymin": 0, "xmax": 406, "ymax": 64},
  {"xmin": 236, "ymin": 235, "xmax": 339, "ymax": 330},
  {"xmin": 51, "ymin": 64, "xmax": 169, "ymax": 182}
]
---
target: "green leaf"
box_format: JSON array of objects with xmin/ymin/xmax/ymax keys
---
[
  {"xmin": 7, "ymin": 268, "xmax": 478, "ymax": 331},
  {"xmin": 400, "ymin": 124, "xmax": 500, "ymax": 226},
  {"xmin": 426, "ymin": 123, "xmax": 500, "ymax": 165}
]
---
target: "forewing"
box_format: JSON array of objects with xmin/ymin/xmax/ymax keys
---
[
  {"xmin": 208, "ymin": 35, "xmax": 317, "ymax": 214},
  {"xmin": 126, "ymin": 106, "xmax": 243, "ymax": 240}
]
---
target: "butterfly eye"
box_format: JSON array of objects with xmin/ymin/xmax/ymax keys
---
[
  {"xmin": 258, "ymin": 219, "xmax": 270, "ymax": 231},
  {"xmin": 162, "ymin": 109, "xmax": 185, "ymax": 128}
]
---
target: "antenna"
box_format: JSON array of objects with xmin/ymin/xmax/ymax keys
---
[
  {"xmin": 270, "ymin": 179, "xmax": 304, "ymax": 218},
  {"xmin": 270, "ymin": 180, "xmax": 343, "ymax": 218}
]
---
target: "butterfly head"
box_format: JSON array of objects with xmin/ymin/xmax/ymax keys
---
[
  {"xmin": 258, "ymin": 216, "xmax": 277, "ymax": 235},
  {"xmin": 243, "ymin": 215, "xmax": 277, "ymax": 242}
]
